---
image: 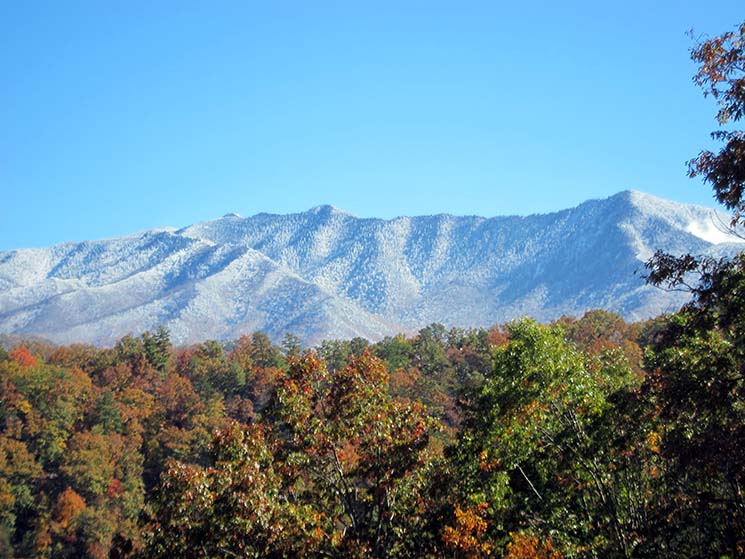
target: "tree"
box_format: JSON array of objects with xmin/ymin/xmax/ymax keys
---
[
  {"xmin": 642, "ymin": 254, "xmax": 745, "ymax": 556},
  {"xmin": 270, "ymin": 352, "xmax": 438, "ymax": 558},
  {"xmin": 143, "ymin": 421, "xmax": 312, "ymax": 559},
  {"xmin": 10, "ymin": 346, "xmax": 37, "ymax": 368},
  {"xmin": 178, "ymin": 340, "xmax": 244, "ymax": 396},
  {"xmin": 373, "ymin": 334, "xmax": 412, "ymax": 372},
  {"xmin": 452, "ymin": 320, "xmax": 645, "ymax": 558},
  {"xmin": 141, "ymin": 327, "xmax": 171, "ymax": 373},
  {"xmin": 647, "ymin": 21, "xmax": 745, "ymax": 283},
  {"xmin": 316, "ymin": 339, "xmax": 352, "ymax": 373},
  {"xmin": 639, "ymin": 21, "xmax": 745, "ymax": 557},
  {"xmin": 281, "ymin": 333, "xmax": 302, "ymax": 359},
  {"xmin": 349, "ymin": 337, "xmax": 370, "ymax": 357},
  {"xmin": 687, "ymin": 22, "xmax": 745, "ymax": 225},
  {"xmin": 0, "ymin": 436, "xmax": 43, "ymax": 553},
  {"xmin": 250, "ymin": 332, "xmax": 285, "ymax": 369},
  {"xmin": 147, "ymin": 351, "xmax": 441, "ymax": 558}
]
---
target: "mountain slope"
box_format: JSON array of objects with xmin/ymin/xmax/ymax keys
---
[{"xmin": 0, "ymin": 191, "xmax": 741, "ymax": 346}]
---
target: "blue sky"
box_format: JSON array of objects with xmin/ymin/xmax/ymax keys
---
[{"xmin": 2, "ymin": 1, "xmax": 743, "ymax": 250}]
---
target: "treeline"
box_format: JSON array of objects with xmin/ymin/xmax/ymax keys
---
[{"xmin": 1, "ymin": 252, "xmax": 744, "ymax": 559}]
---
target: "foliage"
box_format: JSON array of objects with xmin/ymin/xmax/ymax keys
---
[
  {"xmin": 442, "ymin": 502, "xmax": 493, "ymax": 558},
  {"xmin": 452, "ymin": 319, "xmax": 649, "ymax": 558},
  {"xmin": 641, "ymin": 253, "xmax": 745, "ymax": 557},
  {"xmin": 0, "ymin": 297, "xmax": 741, "ymax": 558},
  {"xmin": 687, "ymin": 22, "xmax": 745, "ymax": 224},
  {"xmin": 144, "ymin": 421, "xmax": 308, "ymax": 558},
  {"xmin": 143, "ymin": 351, "xmax": 441, "ymax": 558},
  {"xmin": 270, "ymin": 351, "xmax": 439, "ymax": 557},
  {"xmin": 639, "ymin": 20, "xmax": 745, "ymax": 557},
  {"xmin": 505, "ymin": 532, "xmax": 564, "ymax": 559}
]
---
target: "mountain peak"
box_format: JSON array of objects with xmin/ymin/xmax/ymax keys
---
[
  {"xmin": 307, "ymin": 204, "xmax": 348, "ymax": 216},
  {"xmin": 609, "ymin": 190, "xmax": 743, "ymax": 245}
]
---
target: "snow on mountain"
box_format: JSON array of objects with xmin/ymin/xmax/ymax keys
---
[{"xmin": 0, "ymin": 191, "xmax": 741, "ymax": 346}]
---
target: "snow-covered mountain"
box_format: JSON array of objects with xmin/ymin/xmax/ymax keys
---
[{"xmin": 1, "ymin": 191, "xmax": 742, "ymax": 346}]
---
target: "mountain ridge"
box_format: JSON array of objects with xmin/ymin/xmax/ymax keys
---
[{"xmin": 1, "ymin": 191, "xmax": 742, "ymax": 346}]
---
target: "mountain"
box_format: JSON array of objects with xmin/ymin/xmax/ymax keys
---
[{"xmin": 0, "ymin": 191, "xmax": 742, "ymax": 346}]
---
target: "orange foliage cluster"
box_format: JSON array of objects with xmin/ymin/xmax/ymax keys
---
[
  {"xmin": 443, "ymin": 502, "xmax": 494, "ymax": 558},
  {"xmin": 505, "ymin": 533, "xmax": 564, "ymax": 559},
  {"xmin": 10, "ymin": 345, "xmax": 37, "ymax": 368}
]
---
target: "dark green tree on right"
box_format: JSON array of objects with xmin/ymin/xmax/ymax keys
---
[{"xmin": 643, "ymin": 21, "xmax": 745, "ymax": 559}]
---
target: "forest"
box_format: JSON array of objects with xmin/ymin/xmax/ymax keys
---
[
  {"xmin": 2, "ymin": 18, "xmax": 745, "ymax": 559},
  {"xmin": 1, "ymin": 279, "xmax": 744, "ymax": 559}
]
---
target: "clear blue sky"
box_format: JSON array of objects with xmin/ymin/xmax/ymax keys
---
[{"xmin": 2, "ymin": 1, "xmax": 743, "ymax": 250}]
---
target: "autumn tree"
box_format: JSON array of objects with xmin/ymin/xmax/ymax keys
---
[
  {"xmin": 269, "ymin": 351, "xmax": 439, "ymax": 558},
  {"xmin": 687, "ymin": 22, "xmax": 745, "ymax": 225},
  {"xmin": 143, "ymin": 421, "xmax": 315, "ymax": 558},
  {"xmin": 646, "ymin": 22, "xmax": 745, "ymax": 280},
  {"xmin": 229, "ymin": 334, "xmax": 283, "ymax": 415},
  {"xmin": 145, "ymin": 351, "xmax": 442, "ymax": 558},
  {"xmin": 0, "ymin": 436, "xmax": 43, "ymax": 553}
]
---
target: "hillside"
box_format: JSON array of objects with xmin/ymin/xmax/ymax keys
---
[{"xmin": 0, "ymin": 190, "xmax": 741, "ymax": 345}]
